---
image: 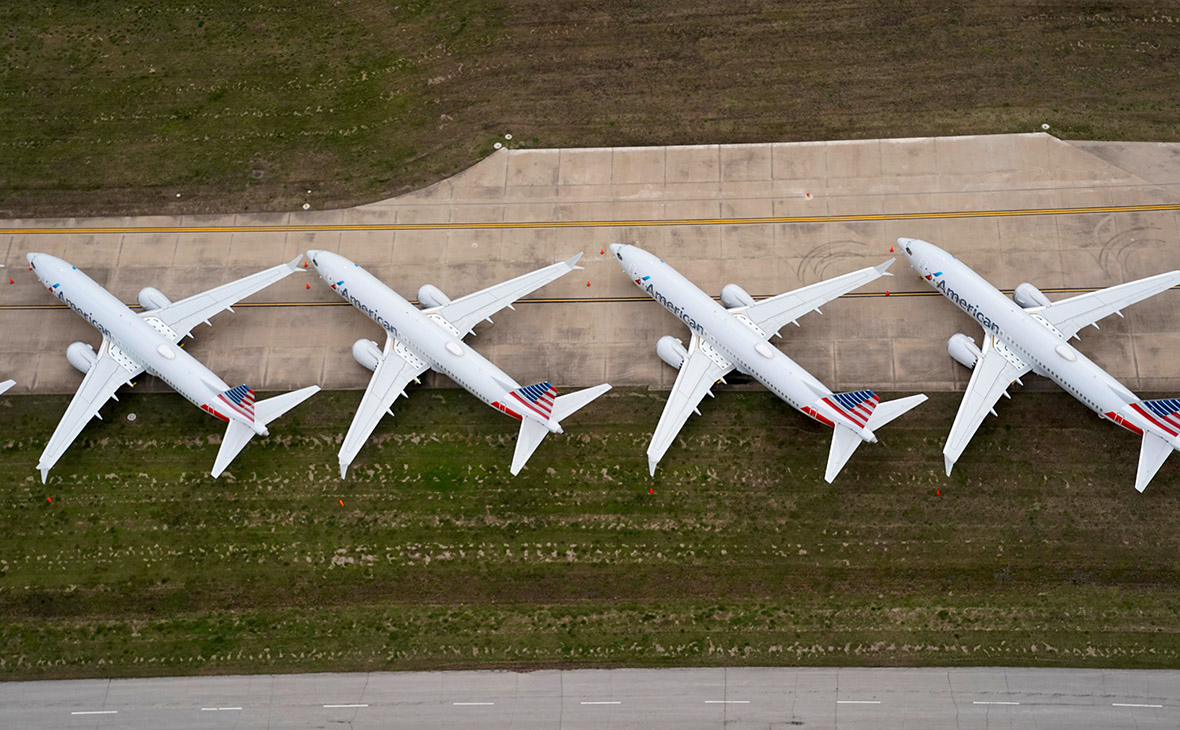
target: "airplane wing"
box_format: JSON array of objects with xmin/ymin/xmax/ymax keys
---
[
  {"xmin": 1038, "ymin": 271, "xmax": 1180, "ymax": 340},
  {"xmin": 740, "ymin": 259, "xmax": 893, "ymax": 337},
  {"xmin": 37, "ymin": 338, "xmax": 143, "ymax": 482},
  {"xmin": 339, "ymin": 337, "xmax": 430, "ymax": 478},
  {"xmin": 145, "ymin": 255, "xmax": 304, "ymax": 341},
  {"xmin": 943, "ymin": 334, "xmax": 1032, "ymax": 476},
  {"xmin": 0, "ymin": 379, "xmax": 14, "ymax": 396},
  {"xmin": 646, "ymin": 333, "xmax": 735, "ymax": 476},
  {"xmin": 432, "ymin": 253, "xmax": 583, "ymax": 337}
]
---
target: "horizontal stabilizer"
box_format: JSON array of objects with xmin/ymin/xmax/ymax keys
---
[
  {"xmin": 255, "ymin": 385, "xmax": 320, "ymax": 426},
  {"xmin": 552, "ymin": 383, "xmax": 612, "ymax": 423},
  {"xmin": 511, "ymin": 417, "xmax": 550, "ymax": 475},
  {"xmin": 211, "ymin": 419, "xmax": 256, "ymax": 479},
  {"xmin": 1136, "ymin": 431, "xmax": 1173, "ymax": 493},
  {"xmin": 866, "ymin": 393, "xmax": 928, "ymax": 430},
  {"xmin": 825, "ymin": 424, "xmax": 863, "ymax": 483}
]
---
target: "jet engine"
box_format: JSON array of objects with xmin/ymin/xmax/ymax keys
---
[
  {"xmin": 66, "ymin": 342, "xmax": 98, "ymax": 374},
  {"xmin": 656, "ymin": 335, "xmax": 688, "ymax": 370},
  {"xmin": 947, "ymin": 333, "xmax": 982, "ymax": 370},
  {"xmin": 720, "ymin": 283, "xmax": 755, "ymax": 310},
  {"xmin": 1013, "ymin": 282, "xmax": 1051, "ymax": 310},
  {"xmin": 417, "ymin": 284, "xmax": 451, "ymax": 309},
  {"xmin": 137, "ymin": 287, "xmax": 171, "ymax": 313},
  {"xmin": 351, "ymin": 339, "xmax": 383, "ymax": 372}
]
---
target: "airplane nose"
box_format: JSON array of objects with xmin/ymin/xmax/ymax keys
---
[
  {"xmin": 305, "ymin": 249, "xmax": 322, "ymax": 266},
  {"xmin": 609, "ymin": 243, "xmax": 624, "ymax": 256}
]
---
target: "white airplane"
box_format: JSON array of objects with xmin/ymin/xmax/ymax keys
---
[
  {"xmin": 28, "ymin": 252, "xmax": 319, "ymax": 482},
  {"xmin": 306, "ymin": 250, "xmax": 611, "ymax": 477},
  {"xmin": 898, "ymin": 237, "xmax": 1180, "ymax": 491},
  {"xmin": 610, "ymin": 244, "xmax": 927, "ymax": 481}
]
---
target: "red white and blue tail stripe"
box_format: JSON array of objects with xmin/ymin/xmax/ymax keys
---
[
  {"xmin": 1131, "ymin": 398, "xmax": 1180, "ymax": 437},
  {"xmin": 509, "ymin": 381, "xmax": 557, "ymax": 421},
  {"xmin": 823, "ymin": 390, "xmax": 880, "ymax": 430},
  {"xmin": 217, "ymin": 384, "xmax": 256, "ymax": 422}
]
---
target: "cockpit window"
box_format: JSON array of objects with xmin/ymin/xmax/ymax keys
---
[{"xmin": 904, "ymin": 245, "xmax": 912, "ymax": 255}]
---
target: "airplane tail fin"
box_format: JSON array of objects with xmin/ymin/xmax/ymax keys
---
[
  {"xmin": 1136, "ymin": 431, "xmax": 1173, "ymax": 493},
  {"xmin": 824, "ymin": 393, "xmax": 927, "ymax": 483},
  {"xmin": 215, "ymin": 384, "xmax": 257, "ymax": 422},
  {"xmin": 509, "ymin": 383, "xmax": 611, "ymax": 475},
  {"xmin": 211, "ymin": 385, "xmax": 319, "ymax": 478},
  {"xmin": 825, "ymin": 424, "xmax": 864, "ymax": 483},
  {"xmin": 507, "ymin": 381, "xmax": 558, "ymax": 421},
  {"xmin": 826, "ymin": 390, "xmax": 881, "ymax": 430}
]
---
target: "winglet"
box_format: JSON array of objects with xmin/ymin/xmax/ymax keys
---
[
  {"xmin": 875, "ymin": 257, "xmax": 896, "ymax": 276},
  {"xmin": 564, "ymin": 251, "xmax": 585, "ymax": 271},
  {"xmin": 285, "ymin": 253, "xmax": 305, "ymax": 272},
  {"xmin": 38, "ymin": 466, "xmax": 49, "ymax": 484},
  {"xmin": 943, "ymin": 454, "xmax": 955, "ymax": 477},
  {"xmin": 648, "ymin": 455, "xmax": 659, "ymax": 477},
  {"xmin": 339, "ymin": 459, "xmax": 350, "ymax": 480}
]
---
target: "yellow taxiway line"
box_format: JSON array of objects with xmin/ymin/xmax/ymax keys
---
[{"xmin": 2, "ymin": 203, "xmax": 1178, "ymax": 236}]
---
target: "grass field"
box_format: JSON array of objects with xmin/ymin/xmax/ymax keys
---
[
  {"xmin": 3, "ymin": 2, "xmax": 1180, "ymax": 218},
  {"xmin": 3, "ymin": 386, "xmax": 1180, "ymax": 680}
]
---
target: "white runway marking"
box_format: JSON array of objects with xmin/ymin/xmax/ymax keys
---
[
  {"xmin": 323, "ymin": 703, "xmax": 368, "ymax": 708},
  {"xmin": 973, "ymin": 701, "xmax": 1020, "ymax": 705},
  {"xmin": 1113, "ymin": 703, "xmax": 1164, "ymax": 708},
  {"xmin": 201, "ymin": 706, "xmax": 242, "ymax": 711},
  {"xmin": 70, "ymin": 710, "xmax": 117, "ymax": 715},
  {"xmin": 580, "ymin": 701, "xmax": 622, "ymax": 705},
  {"xmin": 705, "ymin": 700, "xmax": 750, "ymax": 704},
  {"xmin": 453, "ymin": 701, "xmax": 495, "ymax": 706},
  {"xmin": 837, "ymin": 700, "xmax": 882, "ymax": 704}
]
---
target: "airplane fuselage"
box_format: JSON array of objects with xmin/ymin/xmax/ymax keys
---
[
  {"xmin": 903, "ymin": 240, "xmax": 1178, "ymax": 444},
  {"xmin": 615, "ymin": 246, "xmax": 869, "ymax": 435},
  {"xmin": 29, "ymin": 254, "xmax": 264, "ymax": 433},
  {"xmin": 310, "ymin": 252, "xmax": 559, "ymax": 432}
]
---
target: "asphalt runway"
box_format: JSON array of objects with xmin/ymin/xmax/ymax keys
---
[
  {"xmin": 4, "ymin": 666, "xmax": 1180, "ymax": 729},
  {"xmin": 2, "ymin": 133, "xmax": 1180, "ymax": 397}
]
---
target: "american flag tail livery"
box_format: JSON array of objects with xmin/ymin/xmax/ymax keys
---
[
  {"xmin": 1131, "ymin": 398, "xmax": 1180, "ymax": 438},
  {"xmin": 824, "ymin": 390, "xmax": 880, "ymax": 430},
  {"xmin": 824, "ymin": 391, "xmax": 927, "ymax": 484},
  {"xmin": 217, "ymin": 384, "xmax": 256, "ymax": 422},
  {"xmin": 509, "ymin": 381, "xmax": 558, "ymax": 421}
]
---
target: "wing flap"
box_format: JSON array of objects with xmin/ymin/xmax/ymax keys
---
[
  {"xmin": 740, "ymin": 259, "xmax": 892, "ymax": 337},
  {"xmin": 434, "ymin": 253, "xmax": 582, "ymax": 337},
  {"xmin": 1039, "ymin": 271, "xmax": 1180, "ymax": 340},
  {"xmin": 646, "ymin": 333, "xmax": 735, "ymax": 475}
]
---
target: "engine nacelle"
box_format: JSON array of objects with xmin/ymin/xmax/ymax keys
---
[
  {"xmin": 137, "ymin": 286, "xmax": 171, "ymax": 313},
  {"xmin": 351, "ymin": 338, "xmax": 383, "ymax": 372},
  {"xmin": 720, "ymin": 283, "xmax": 755, "ymax": 310},
  {"xmin": 66, "ymin": 342, "xmax": 98, "ymax": 374},
  {"xmin": 947, "ymin": 333, "xmax": 982, "ymax": 370},
  {"xmin": 656, "ymin": 335, "xmax": 688, "ymax": 370},
  {"xmin": 1013, "ymin": 282, "xmax": 1051, "ymax": 310},
  {"xmin": 417, "ymin": 284, "xmax": 451, "ymax": 309}
]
